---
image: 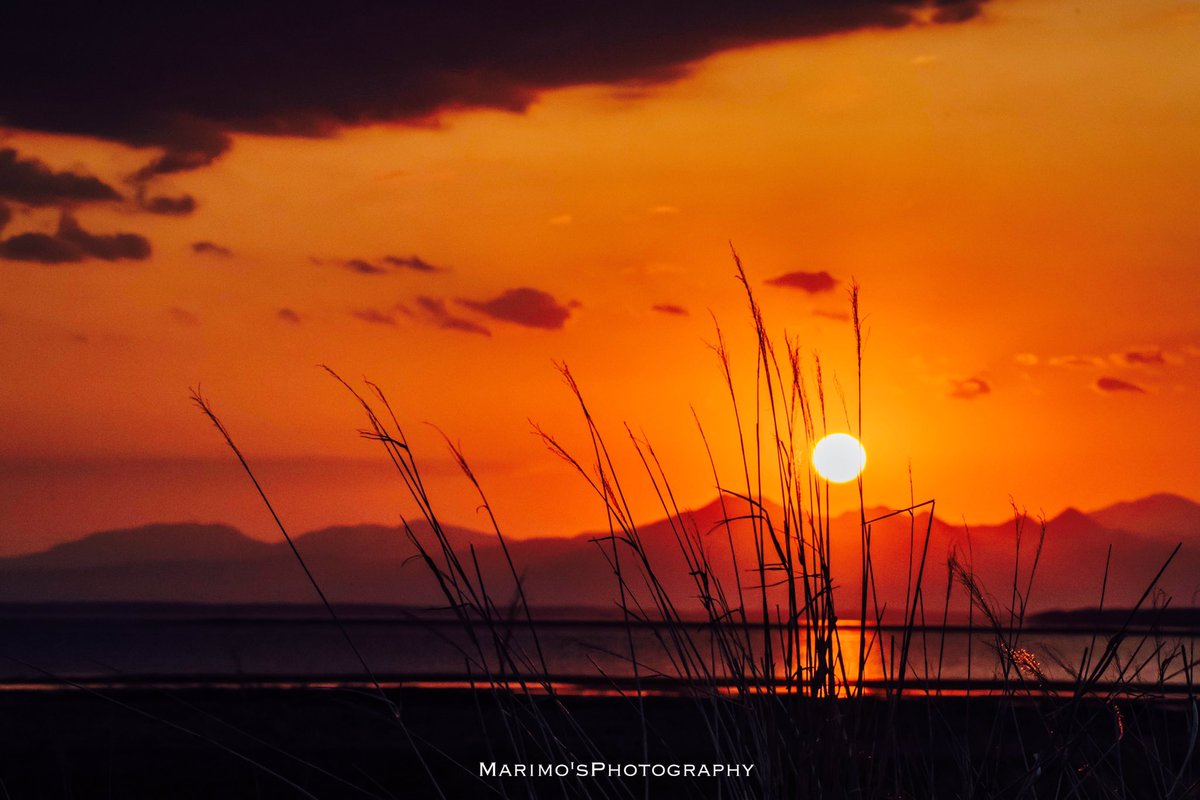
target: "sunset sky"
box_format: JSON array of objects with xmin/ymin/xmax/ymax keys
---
[{"xmin": 2, "ymin": 0, "xmax": 1198, "ymax": 553}]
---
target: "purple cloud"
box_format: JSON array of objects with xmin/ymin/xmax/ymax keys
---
[
  {"xmin": 343, "ymin": 258, "xmax": 386, "ymax": 275},
  {"xmin": 384, "ymin": 255, "xmax": 442, "ymax": 273},
  {"xmin": 651, "ymin": 303, "xmax": 688, "ymax": 316},
  {"xmin": 351, "ymin": 308, "xmax": 399, "ymax": 326},
  {"xmin": 765, "ymin": 270, "xmax": 838, "ymax": 293},
  {"xmin": 0, "ymin": 148, "xmax": 121, "ymax": 206},
  {"xmin": 459, "ymin": 287, "xmax": 574, "ymax": 330},
  {"xmin": 1096, "ymin": 377, "xmax": 1146, "ymax": 394},
  {"xmin": 1118, "ymin": 349, "xmax": 1165, "ymax": 366},
  {"xmin": 0, "ymin": 213, "xmax": 150, "ymax": 264},
  {"xmin": 417, "ymin": 296, "xmax": 490, "ymax": 336},
  {"xmin": 191, "ymin": 241, "xmax": 232, "ymax": 257},
  {"xmin": 140, "ymin": 193, "xmax": 197, "ymax": 216}
]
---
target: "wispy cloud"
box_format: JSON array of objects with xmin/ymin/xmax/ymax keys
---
[
  {"xmin": 191, "ymin": 241, "xmax": 232, "ymax": 257},
  {"xmin": 343, "ymin": 258, "xmax": 385, "ymax": 275},
  {"xmin": 416, "ymin": 296, "xmax": 490, "ymax": 336},
  {"xmin": 383, "ymin": 254, "xmax": 442, "ymax": 273},
  {"xmin": 0, "ymin": 213, "xmax": 151, "ymax": 264},
  {"xmin": 948, "ymin": 377, "xmax": 990, "ymax": 400},
  {"xmin": 1114, "ymin": 348, "xmax": 1168, "ymax": 367},
  {"xmin": 1095, "ymin": 376, "xmax": 1146, "ymax": 394},
  {"xmin": 459, "ymin": 287, "xmax": 575, "ymax": 330},
  {"xmin": 277, "ymin": 308, "xmax": 302, "ymax": 324},
  {"xmin": 765, "ymin": 270, "xmax": 838, "ymax": 293},
  {"xmin": 351, "ymin": 308, "xmax": 399, "ymax": 326},
  {"xmin": 651, "ymin": 303, "xmax": 688, "ymax": 316},
  {"xmin": 321, "ymin": 254, "xmax": 445, "ymax": 275}
]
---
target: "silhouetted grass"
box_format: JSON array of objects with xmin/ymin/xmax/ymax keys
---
[{"xmin": 198, "ymin": 251, "xmax": 1199, "ymax": 799}]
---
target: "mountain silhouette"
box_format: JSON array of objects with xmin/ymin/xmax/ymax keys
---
[
  {"xmin": 0, "ymin": 494, "xmax": 1196, "ymax": 612},
  {"xmin": 1091, "ymin": 493, "xmax": 1200, "ymax": 541}
]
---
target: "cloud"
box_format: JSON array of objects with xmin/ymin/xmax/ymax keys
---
[
  {"xmin": 765, "ymin": 270, "xmax": 838, "ymax": 293},
  {"xmin": 416, "ymin": 296, "xmax": 490, "ymax": 336},
  {"xmin": 277, "ymin": 308, "xmax": 301, "ymax": 324},
  {"xmin": 1095, "ymin": 377, "xmax": 1146, "ymax": 394},
  {"xmin": 383, "ymin": 254, "xmax": 442, "ymax": 273},
  {"xmin": 0, "ymin": 3, "xmax": 989, "ymax": 173},
  {"xmin": 126, "ymin": 118, "xmax": 233, "ymax": 181},
  {"xmin": 1014, "ymin": 353, "xmax": 1039, "ymax": 366},
  {"xmin": 139, "ymin": 193, "xmax": 197, "ymax": 216},
  {"xmin": 351, "ymin": 308, "xmax": 399, "ymax": 326},
  {"xmin": 191, "ymin": 241, "xmax": 232, "ymax": 257},
  {"xmin": 929, "ymin": 3, "xmax": 980, "ymax": 23},
  {"xmin": 0, "ymin": 213, "xmax": 150, "ymax": 264},
  {"xmin": 343, "ymin": 259, "xmax": 386, "ymax": 275},
  {"xmin": 0, "ymin": 232, "xmax": 82, "ymax": 264},
  {"xmin": 652, "ymin": 303, "xmax": 688, "ymax": 316},
  {"xmin": 168, "ymin": 307, "xmax": 200, "ymax": 326},
  {"xmin": 0, "ymin": 203, "xmax": 10, "ymax": 233},
  {"xmin": 459, "ymin": 287, "xmax": 575, "ymax": 330},
  {"xmin": 948, "ymin": 377, "xmax": 990, "ymax": 400},
  {"xmin": 814, "ymin": 308, "xmax": 850, "ymax": 322},
  {"xmin": 0, "ymin": 148, "xmax": 121, "ymax": 206},
  {"xmin": 1115, "ymin": 348, "xmax": 1166, "ymax": 367},
  {"xmin": 325, "ymin": 254, "xmax": 443, "ymax": 275},
  {"xmin": 56, "ymin": 214, "xmax": 151, "ymax": 260}
]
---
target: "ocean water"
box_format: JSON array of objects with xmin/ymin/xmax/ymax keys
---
[{"xmin": 0, "ymin": 608, "xmax": 1193, "ymax": 693}]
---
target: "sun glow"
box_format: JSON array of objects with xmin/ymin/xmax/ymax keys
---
[{"xmin": 811, "ymin": 433, "xmax": 867, "ymax": 483}]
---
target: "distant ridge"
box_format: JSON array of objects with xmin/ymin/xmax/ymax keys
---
[
  {"xmin": 1091, "ymin": 493, "xmax": 1200, "ymax": 540},
  {"xmin": 2, "ymin": 523, "xmax": 273, "ymax": 570},
  {"xmin": 0, "ymin": 494, "xmax": 1195, "ymax": 610}
]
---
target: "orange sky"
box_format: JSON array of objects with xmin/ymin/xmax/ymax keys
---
[{"xmin": 2, "ymin": 0, "xmax": 1198, "ymax": 552}]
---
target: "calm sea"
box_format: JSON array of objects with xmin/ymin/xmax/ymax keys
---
[{"xmin": 0, "ymin": 605, "xmax": 1193, "ymax": 694}]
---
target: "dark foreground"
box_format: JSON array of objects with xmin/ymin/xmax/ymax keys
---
[{"xmin": 1, "ymin": 687, "xmax": 1196, "ymax": 799}]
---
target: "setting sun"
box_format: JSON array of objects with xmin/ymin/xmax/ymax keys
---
[{"xmin": 812, "ymin": 433, "xmax": 867, "ymax": 483}]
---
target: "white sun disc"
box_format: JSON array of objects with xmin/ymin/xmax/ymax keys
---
[{"xmin": 812, "ymin": 433, "xmax": 867, "ymax": 483}]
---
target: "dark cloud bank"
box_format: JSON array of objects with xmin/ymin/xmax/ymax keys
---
[
  {"xmin": 459, "ymin": 287, "xmax": 574, "ymax": 330},
  {"xmin": 0, "ymin": 148, "xmax": 121, "ymax": 206},
  {"xmin": 766, "ymin": 270, "xmax": 839, "ymax": 293},
  {"xmin": 0, "ymin": 1, "xmax": 988, "ymax": 172},
  {"xmin": 0, "ymin": 213, "xmax": 150, "ymax": 264}
]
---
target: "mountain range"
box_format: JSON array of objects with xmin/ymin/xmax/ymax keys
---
[{"xmin": 1, "ymin": 494, "xmax": 1197, "ymax": 615}]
